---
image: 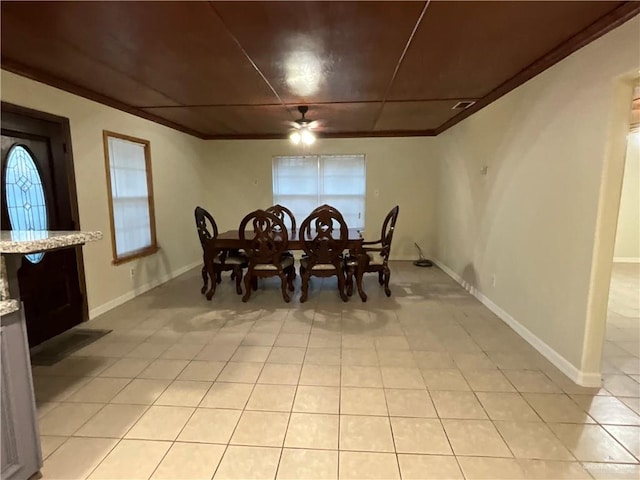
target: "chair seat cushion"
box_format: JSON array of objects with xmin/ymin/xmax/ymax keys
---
[
  {"xmin": 345, "ymin": 252, "xmax": 384, "ymax": 267},
  {"xmin": 254, "ymin": 255, "xmax": 295, "ymax": 271},
  {"xmin": 366, "ymin": 252, "xmax": 385, "ymax": 266},
  {"xmin": 214, "ymin": 253, "xmax": 247, "ymax": 265},
  {"xmin": 300, "ymin": 257, "xmax": 338, "ymax": 271}
]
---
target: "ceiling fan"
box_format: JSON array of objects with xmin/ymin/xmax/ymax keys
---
[{"xmin": 289, "ymin": 106, "xmax": 318, "ymax": 145}]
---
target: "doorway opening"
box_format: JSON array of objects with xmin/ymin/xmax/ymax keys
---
[{"xmin": 601, "ymin": 83, "xmax": 640, "ymax": 396}]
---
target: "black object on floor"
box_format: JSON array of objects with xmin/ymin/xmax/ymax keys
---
[
  {"xmin": 30, "ymin": 329, "xmax": 112, "ymax": 366},
  {"xmin": 413, "ymin": 243, "xmax": 433, "ymax": 267}
]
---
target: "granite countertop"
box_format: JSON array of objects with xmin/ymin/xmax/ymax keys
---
[
  {"xmin": 0, "ymin": 230, "xmax": 103, "ymax": 254},
  {"xmin": 0, "ymin": 299, "xmax": 19, "ymax": 316}
]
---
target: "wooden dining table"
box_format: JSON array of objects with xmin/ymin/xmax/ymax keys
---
[{"xmin": 203, "ymin": 228, "xmax": 369, "ymax": 301}]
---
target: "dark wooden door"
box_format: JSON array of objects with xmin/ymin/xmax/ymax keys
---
[{"xmin": 1, "ymin": 103, "xmax": 86, "ymax": 347}]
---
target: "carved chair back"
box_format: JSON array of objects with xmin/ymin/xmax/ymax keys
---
[
  {"xmin": 194, "ymin": 206, "xmax": 218, "ymax": 250},
  {"xmin": 239, "ymin": 210, "xmax": 289, "ymax": 266},
  {"xmin": 266, "ymin": 204, "xmax": 296, "ymax": 233},
  {"xmin": 379, "ymin": 205, "xmax": 400, "ymax": 261},
  {"xmin": 300, "ymin": 206, "xmax": 348, "ymax": 266}
]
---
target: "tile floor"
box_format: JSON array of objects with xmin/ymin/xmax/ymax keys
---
[{"xmin": 33, "ymin": 261, "xmax": 639, "ymax": 479}]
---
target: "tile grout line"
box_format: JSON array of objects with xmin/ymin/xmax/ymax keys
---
[{"xmin": 273, "ymin": 314, "xmax": 310, "ymax": 479}]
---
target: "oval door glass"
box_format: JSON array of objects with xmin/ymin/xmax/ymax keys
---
[{"xmin": 4, "ymin": 145, "xmax": 48, "ymax": 263}]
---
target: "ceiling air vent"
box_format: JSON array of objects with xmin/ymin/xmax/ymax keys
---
[{"xmin": 452, "ymin": 101, "xmax": 476, "ymax": 110}]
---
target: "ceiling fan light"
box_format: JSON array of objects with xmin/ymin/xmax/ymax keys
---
[
  {"xmin": 289, "ymin": 130, "xmax": 301, "ymax": 144},
  {"xmin": 301, "ymin": 128, "xmax": 316, "ymax": 145}
]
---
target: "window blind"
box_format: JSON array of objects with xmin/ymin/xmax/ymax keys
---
[{"xmin": 273, "ymin": 154, "xmax": 365, "ymax": 228}]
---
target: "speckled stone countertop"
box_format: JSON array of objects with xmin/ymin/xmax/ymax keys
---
[
  {"xmin": 0, "ymin": 299, "xmax": 19, "ymax": 316},
  {"xmin": 0, "ymin": 230, "xmax": 103, "ymax": 254}
]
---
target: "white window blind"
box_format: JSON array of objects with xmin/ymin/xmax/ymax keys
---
[
  {"xmin": 272, "ymin": 154, "xmax": 365, "ymax": 228},
  {"xmin": 105, "ymin": 133, "xmax": 157, "ymax": 262}
]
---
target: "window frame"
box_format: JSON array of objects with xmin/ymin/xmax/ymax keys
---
[
  {"xmin": 272, "ymin": 154, "xmax": 366, "ymax": 229},
  {"xmin": 102, "ymin": 130, "xmax": 158, "ymax": 265}
]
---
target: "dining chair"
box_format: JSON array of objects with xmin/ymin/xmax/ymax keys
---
[
  {"xmin": 346, "ymin": 205, "xmax": 399, "ymax": 298},
  {"xmin": 194, "ymin": 206, "xmax": 246, "ymax": 297},
  {"xmin": 239, "ymin": 209, "xmax": 295, "ymax": 303},
  {"xmin": 266, "ymin": 204, "xmax": 297, "ymax": 269},
  {"xmin": 299, "ymin": 205, "xmax": 349, "ymax": 303},
  {"xmin": 266, "ymin": 204, "xmax": 296, "ymax": 233}
]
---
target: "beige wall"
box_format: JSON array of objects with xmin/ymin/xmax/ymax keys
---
[
  {"xmin": 614, "ymin": 135, "xmax": 640, "ymax": 260},
  {"xmin": 202, "ymin": 137, "xmax": 438, "ymax": 260},
  {"xmin": 434, "ymin": 17, "xmax": 640, "ymax": 382},
  {"xmin": 1, "ymin": 70, "xmax": 207, "ymax": 316}
]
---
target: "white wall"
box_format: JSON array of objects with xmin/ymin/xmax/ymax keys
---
[
  {"xmin": 614, "ymin": 134, "xmax": 640, "ymax": 261},
  {"xmin": 1, "ymin": 70, "xmax": 207, "ymax": 317},
  {"xmin": 202, "ymin": 137, "xmax": 438, "ymax": 260},
  {"xmin": 434, "ymin": 17, "xmax": 640, "ymax": 384}
]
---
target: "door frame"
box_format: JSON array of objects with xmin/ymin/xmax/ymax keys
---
[{"xmin": 1, "ymin": 101, "xmax": 88, "ymax": 323}]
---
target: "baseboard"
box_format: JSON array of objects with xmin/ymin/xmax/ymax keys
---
[
  {"xmin": 433, "ymin": 259, "xmax": 601, "ymax": 388},
  {"xmin": 88, "ymin": 261, "xmax": 201, "ymax": 319},
  {"xmin": 613, "ymin": 257, "xmax": 640, "ymax": 263}
]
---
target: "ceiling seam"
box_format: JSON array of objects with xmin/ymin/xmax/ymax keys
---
[
  {"xmin": 370, "ymin": 0, "xmax": 431, "ymax": 132},
  {"xmin": 207, "ymin": 1, "xmax": 293, "ymax": 121},
  {"xmin": 138, "ymin": 97, "xmax": 481, "ymax": 110}
]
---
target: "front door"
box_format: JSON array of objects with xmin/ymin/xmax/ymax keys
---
[{"xmin": 0, "ymin": 103, "xmax": 87, "ymax": 347}]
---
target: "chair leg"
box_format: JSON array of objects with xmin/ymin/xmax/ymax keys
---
[
  {"xmin": 279, "ymin": 272, "xmax": 291, "ymax": 303},
  {"xmin": 242, "ymin": 270, "xmax": 253, "ymax": 302},
  {"xmin": 335, "ymin": 264, "xmax": 348, "ymax": 302},
  {"xmin": 383, "ymin": 267, "xmax": 392, "ymax": 297},
  {"xmin": 345, "ymin": 266, "xmax": 354, "ymax": 297},
  {"xmin": 378, "ymin": 271, "xmax": 384, "ymax": 285},
  {"xmin": 356, "ymin": 269, "xmax": 368, "ymax": 303},
  {"xmin": 234, "ymin": 266, "xmax": 243, "ymax": 295},
  {"xmin": 286, "ymin": 266, "xmax": 295, "ymax": 292},
  {"xmin": 200, "ymin": 265, "xmax": 208, "ymax": 294},
  {"xmin": 300, "ymin": 270, "xmax": 310, "ymax": 303},
  {"xmin": 204, "ymin": 251, "xmax": 219, "ymax": 300}
]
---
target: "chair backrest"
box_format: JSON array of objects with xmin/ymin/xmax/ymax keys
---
[
  {"xmin": 239, "ymin": 210, "xmax": 289, "ymax": 265},
  {"xmin": 300, "ymin": 205, "xmax": 348, "ymax": 265},
  {"xmin": 194, "ymin": 206, "xmax": 218, "ymax": 250},
  {"xmin": 380, "ymin": 205, "xmax": 400, "ymax": 258},
  {"xmin": 266, "ymin": 204, "xmax": 296, "ymax": 233}
]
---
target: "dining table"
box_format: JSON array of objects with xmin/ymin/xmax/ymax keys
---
[{"xmin": 203, "ymin": 228, "xmax": 369, "ymax": 301}]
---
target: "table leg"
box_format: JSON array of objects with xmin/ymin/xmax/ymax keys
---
[{"xmin": 355, "ymin": 253, "xmax": 368, "ymax": 302}]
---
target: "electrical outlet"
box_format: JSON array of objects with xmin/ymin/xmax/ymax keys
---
[
  {"xmin": 129, "ymin": 267, "xmax": 135, "ymax": 279},
  {"xmin": 491, "ymin": 274, "xmax": 496, "ymax": 287}
]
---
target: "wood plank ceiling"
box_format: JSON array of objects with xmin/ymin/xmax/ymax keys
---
[{"xmin": 1, "ymin": 1, "xmax": 638, "ymax": 139}]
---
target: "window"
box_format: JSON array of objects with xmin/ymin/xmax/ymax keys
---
[
  {"xmin": 103, "ymin": 131, "xmax": 157, "ymax": 264},
  {"xmin": 4, "ymin": 144, "xmax": 48, "ymax": 264},
  {"xmin": 273, "ymin": 154, "xmax": 366, "ymax": 228}
]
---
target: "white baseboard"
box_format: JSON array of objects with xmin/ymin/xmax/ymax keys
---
[
  {"xmin": 613, "ymin": 257, "xmax": 640, "ymax": 263},
  {"xmin": 433, "ymin": 259, "xmax": 601, "ymax": 388},
  {"xmin": 88, "ymin": 261, "xmax": 201, "ymax": 319}
]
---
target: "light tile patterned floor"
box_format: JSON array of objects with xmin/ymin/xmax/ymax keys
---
[{"xmin": 34, "ymin": 262, "xmax": 640, "ymax": 479}]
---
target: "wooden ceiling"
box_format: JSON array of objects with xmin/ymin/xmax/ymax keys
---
[{"xmin": 2, "ymin": 1, "xmax": 638, "ymax": 139}]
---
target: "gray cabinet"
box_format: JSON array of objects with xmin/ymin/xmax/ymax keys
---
[{"xmin": 1, "ymin": 306, "xmax": 42, "ymax": 480}]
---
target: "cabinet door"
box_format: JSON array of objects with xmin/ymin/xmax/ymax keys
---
[{"xmin": 1, "ymin": 309, "xmax": 42, "ymax": 480}]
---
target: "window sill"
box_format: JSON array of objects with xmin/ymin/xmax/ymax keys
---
[{"xmin": 112, "ymin": 245, "xmax": 159, "ymax": 265}]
